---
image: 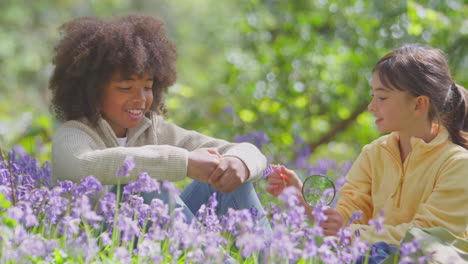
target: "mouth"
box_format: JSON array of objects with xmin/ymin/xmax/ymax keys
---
[
  {"xmin": 375, "ymin": 117, "xmax": 383, "ymax": 124},
  {"xmin": 126, "ymin": 108, "xmax": 145, "ymax": 119}
]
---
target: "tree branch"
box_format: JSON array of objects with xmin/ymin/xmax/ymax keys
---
[{"xmin": 308, "ymin": 101, "xmax": 369, "ymax": 151}]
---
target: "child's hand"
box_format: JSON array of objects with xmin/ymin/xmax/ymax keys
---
[
  {"xmin": 187, "ymin": 148, "xmax": 221, "ymax": 182},
  {"xmin": 208, "ymin": 156, "xmax": 249, "ymax": 193},
  {"xmin": 266, "ymin": 165, "xmax": 302, "ymax": 196},
  {"xmin": 319, "ymin": 208, "xmax": 345, "ymax": 236}
]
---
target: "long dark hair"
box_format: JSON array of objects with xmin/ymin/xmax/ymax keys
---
[{"xmin": 374, "ymin": 44, "xmax": 468, "ymax": 149}]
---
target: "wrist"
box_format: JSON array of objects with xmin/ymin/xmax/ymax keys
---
[{"xmin": 227, "ymin": 156, "xmax": 250, "ymax": 181}]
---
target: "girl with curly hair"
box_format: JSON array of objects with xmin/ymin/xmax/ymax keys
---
[{"xmin": 49, "ymin": 14, "xmax": 269, "ymax": 229}]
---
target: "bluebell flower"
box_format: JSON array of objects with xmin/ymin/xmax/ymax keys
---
[
  {"xmin": 236, "ymin": 230, "xmax": 266, "ymax": 258},
  {"xmin": 400, "ymin": 239, "xmax": 420, "ymax": 257},
  {"xmin": 22, "ymin": 204, "xmax": 39, "ymax": 228},
  {"xmin": 278, "ymin": 186, "xmax": 300, "ymax": 208},
  {"xmin": 71, "ymin": 195, "xmax": 103, "ymax": 224},
  {"xmin": 117, "ymin": 215, "xmax": 141, "ymax": 242},
  {"xmin": 57, "ymin": 180, "xmax": 74, "ymax": 193},
  {"xmin": 269, "ymin": 224, "xmax": 301, "ymax": 262},
  {"xmin": 115, "ymin": 156, "xmax": 135, "ymax": 178},
  {"xmin": 114, "ymin": 247, "xmax": 131, "ymax": 264},
  {"xmin": 223, "ymin": 105, "xmax": 234, "ymax": 116},
  {"xmin": 149, "ymin": 198, "xmax": 170, "ymax": 227},
  {"xmin": 348, "ymin": 211, "xmax": 363, "ymax": 224},
  {"xmin": 45, "ymin": 194, "xmax": 69, "ymax": 224},
  {"xmin": 123, "ymin": 172, "xmax": 160, "ymax": 195},
  {"xmin": 136, "ymin": 239, "xmax": 163, "ymax": 263},
  {"xmin": 98, "ymin": 192, "xmax": 116, "ymax": 226},
  {"xmin": 18, "ymin": 236, "xmax": 48, "ymax": 259},
  {"xmin": 72, "ymin": 175, "xmax": 103, "ymax": 196},
  {"xmin": 368, "ymin": 209, "xmax": 384, "ymax": 234},
  {"xmin": 312, "ymin": 203, "xmax": 328, "ymax": 223},
  {"xmin": 61, "ymin": 216, "xmax": 80, "ymax": 238},
  {"xmin": 99, "ymin": 231, "xmax": 112, "ymax": 247},
  {"xmin": 234, "ymin": 131, "xmax": 270, "ymax": 150},
  {"xmin": 187, "ymin": 248, "xmax": 205, "ymax": 263},
  {"xmin": 7, "ymin": 206, "xmax": 23, "ymax": 222}
]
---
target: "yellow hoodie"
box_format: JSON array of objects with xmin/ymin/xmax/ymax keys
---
[{"xmin": 335, "ymin": 126, "xmax": 468, "ymax": 245}]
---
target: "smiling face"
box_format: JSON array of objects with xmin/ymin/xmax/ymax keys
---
[
  {"xmin": 99, "ymin": 72, "xmax": 154, "ymax": 137},
  {"xmin": 368, "ymin": 71, "xmax": 418, "ymax": 134}
]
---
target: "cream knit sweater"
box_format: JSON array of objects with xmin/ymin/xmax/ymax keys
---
[{"xmin": 51, "ymin": 112, "xmax": 267, "ymax": 186}]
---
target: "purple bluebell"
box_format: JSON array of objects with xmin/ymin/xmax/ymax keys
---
[
  {"xmin": 400, "ymin": 239, "xmax": 419, "ymax": 257},
  {"xmin": 196, "ymin": 193, "xmax": 220, "ymax": 232},
  {"xmin": 136, "ymin": 239, "xmax": 164, "ymax": 263},
  {"xmin": 21, "ymin": 204, "xmax": 39, "ymax": 228},
  {"xmin": 45, "ymin": 193, "xmax": 69, "ymax": 224},
  {"xmin": 72, "ymin": 175, "xmax": 103, "ymax": 196},
  {"xmin": 98, "ymin": 192, "xmax": 116, "ymax": 225},
  {"xmin": 294, "ymin": 137, "xmax": 312, "ymax": 169},
  {"xmin": 278, "ymin": 186, "xmax": 300, "ymax": 208},
  {"xmin": 114, "ymin": 247, "xmax": 131, "ymax": 264},
  {"xmin": 236, "ymin": 230, "xmax": 266, "ymax": 258},
  {"xmin": 187, "ymin": 248, "xmax": 205, "ymax": 263},
  {"xmin": 117, "ymin": 215, "xmax": 141, "ymax": 242},
  {"xmin": 269, "ymin": 224, "xmax": 301, "ymax": 262},
  {"xmin": 18, "ymin": 236, "xmax": 47, "ymax": 259},
  {"xmin": 149, "ymin": 198, "xmax": 170, "ymax": 227},
  {"xmin": 57, "ymin": 180, "xmax": 75, "ymax": 193},
  {"xmin": 123, "ymin": 172, "xmax": 160, "ymax": 195},
  {"xmin": 308, "ymin": 159, "xmax": 338, "ymax": 175},
  {"xmin": 312, "ymin": 203, "xmax": 328, "ymax": 223},
  {"xmin": 368, "ymin": 209, "xmax": 384, "ymax": 234},
  {"xmin": 318, "ymin": 241, "xmax": 339, "ymax": 264},
  {"xmin": 349, "ymin": 210, "xmax": 363, "ymax": 224},
  {"xmin": 335, "ymin": 176, "xmax": 347, "ymax": 191},
  {"xmin": 115, "ymin": 156, "xmax": 135, "ymax": 178},
  {"xmin": 61, "ymin": 216, "xmax": 81, "ymax": 238},
  {"xmin": 223, "ymin": 105, "xmax": 234, "ymax": 116},
  {"xmin": 234, "ymin": 131, "xmax": 270, "ymax": 150},
  {"xmin": 99, "ymin": 231, "xmax": 112, "ymax": 247},
  {"xmin": 71, "ymin": 195, "xmax": 103, "ymax": 225},
  {"xmin": 301, "ymin": 236, "xmax": 318, "ymax": 259},
  {"xmin": 399, "ymin": 256, "xmax": 415, "ymax": 264},
  {"xmin": 7, "ymin": 206, "xmax": 23, "ymax": 222}
]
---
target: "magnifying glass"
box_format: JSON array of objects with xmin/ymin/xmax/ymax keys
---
[{"xmin": 301, "ymin": 174, "xmax": 336, "ymax": 206}]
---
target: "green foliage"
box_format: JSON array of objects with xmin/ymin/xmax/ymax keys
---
[{"xmin": 0, "ymin": 0, "xmax": 467, "ymax": 164}]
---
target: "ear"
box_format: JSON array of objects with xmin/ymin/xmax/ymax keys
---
[{"xmin": 413, "ymin": 95, "xmax": 430, "ymax": 118}]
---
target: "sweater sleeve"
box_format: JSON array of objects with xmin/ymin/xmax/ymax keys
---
[
  {"xmin": 155, "ymin": 118, "xmax": 267, "ymax": 181},
  {"xmin": 52, "ymin": 123, "xmax": 188, "ymax": 185},
  {"xmin": 335, "ymin": 145, "xmax": 374, "ymax": 224},
  {"xmin": 349, "ymin": 153, "xmax": 468, "ymax": 245}
]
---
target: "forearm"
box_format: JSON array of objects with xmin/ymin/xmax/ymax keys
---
[{"xmin": 52, "ymin": 144, "xmax": 188, "ymax": 185}]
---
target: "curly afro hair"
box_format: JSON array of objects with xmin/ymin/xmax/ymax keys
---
[{"xmin": 49, "ymin": 14, "xmax": 177, "ymax": 123}]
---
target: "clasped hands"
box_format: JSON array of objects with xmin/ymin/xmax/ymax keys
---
[{"xmin": 187, "ymin": 148, "xmax": 249, "ymax": 193}]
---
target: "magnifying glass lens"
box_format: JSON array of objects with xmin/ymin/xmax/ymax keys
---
[{"xmin": 302, "ymin": 174, "xmax": 336, "ymax": 206}]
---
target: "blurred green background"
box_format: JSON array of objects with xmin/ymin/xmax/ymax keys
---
[{"xmin": 0, "ymin": 0, "xmax": 467, "ymax": 166}]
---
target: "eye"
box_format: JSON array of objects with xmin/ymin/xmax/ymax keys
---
[
  {"xmin": 378, "ymin": 97, "xmax": 387, "ymax": 101},
  {"xmin": 144, "ymin": 87, "xmax": 154, "ymax": 91},
  {"xmin": 118, "ymin": 87, "xmax": 131, "ymax": 91}
]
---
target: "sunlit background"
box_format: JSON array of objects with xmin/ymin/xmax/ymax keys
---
[{"xmin": 1, "ymin": 0, "xmax": 467, "ymax": 171}]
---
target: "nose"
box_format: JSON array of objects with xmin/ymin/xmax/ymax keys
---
[
  {"xmin": 368, "ymin": 97, "xmax": 376, "ymax": 112},
  {"xmin": 134, "ymin": 87, "xmax": 147, "ymax": 102}
]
